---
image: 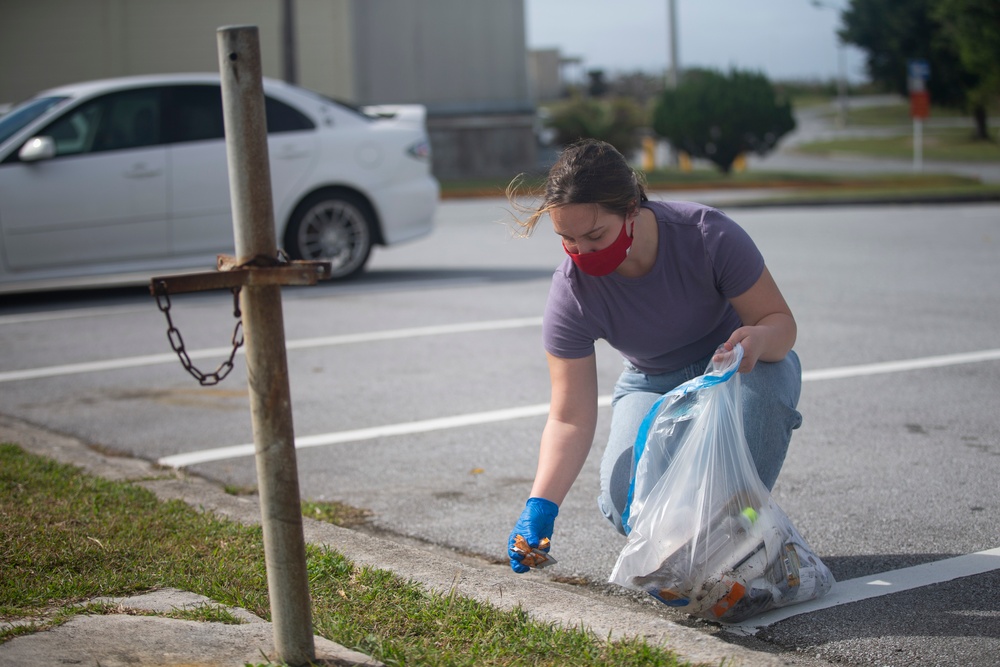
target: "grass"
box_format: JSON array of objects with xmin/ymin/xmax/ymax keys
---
[
  {"xmin": 0, "ymin": 443, "xmax": 687, "ymax": 667},
  {"xmin": 443, "ymin": 166, "xmax": 1000, "ymax": 203},
  {"xmin": 795, "ymin": 126, "xmax": 1000, "ymax": 162}
]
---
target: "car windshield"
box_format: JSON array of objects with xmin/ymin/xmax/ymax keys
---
[{"xmin": 0, "ymin": 96, "xmax": 69, "ymax": 146}]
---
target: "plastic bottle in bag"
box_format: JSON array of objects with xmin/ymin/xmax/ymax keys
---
[
  {"xmin": 700, "ymin": 506, "xmax": 760, "ymax": 570},
  {"xmin": 637, "ymin": 499, "xmax": 763, "ymax": 613},
  {"xmin": 708, "ymin": 506, "xmax": 834, "ymax": 622}
]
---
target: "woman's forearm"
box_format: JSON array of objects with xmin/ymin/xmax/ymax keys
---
[{"xmin": 529, "ymin": 418, "xmax": 596, "ymax": 505}]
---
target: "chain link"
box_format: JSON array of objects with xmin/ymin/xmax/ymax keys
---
[{"xmin": 154, "ymin": 283, "xmax": 244, "ymax": 386}]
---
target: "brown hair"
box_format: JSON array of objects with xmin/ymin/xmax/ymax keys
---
[{"xmin": 507, "ymin": 139, "xmax": 648, "ymax": 236}]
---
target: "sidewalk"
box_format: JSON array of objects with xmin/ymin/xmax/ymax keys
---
[{"xmin": 0, "ymin": 415, "xmax": 838, "ymax": 667}]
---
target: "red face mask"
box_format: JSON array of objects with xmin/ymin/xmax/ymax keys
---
[{"xmin": 563, "ymin": 218, "xmax": 634, "ymax": 277}]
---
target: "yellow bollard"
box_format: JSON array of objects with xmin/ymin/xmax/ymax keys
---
[
  {"xmin": 678, "ymin": 151, "xmax": 692, "ymax": 173},
  {"xmin": 642, "ymin": 136, "xmax": 656, "ymax": 172}
]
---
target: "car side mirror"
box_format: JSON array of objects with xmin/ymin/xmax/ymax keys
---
[{"xmin": 19, "ymin": 136, "xmax": 56, "ymax": 162}]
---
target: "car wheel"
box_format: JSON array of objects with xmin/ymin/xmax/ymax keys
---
[{"xmin": 283, "ymin": 191, "xmax": 374, "ymax": 280}]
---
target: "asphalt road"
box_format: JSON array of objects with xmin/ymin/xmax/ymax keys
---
[{"xmin": 1, "ymin": 197, "xmax": 998, "ymax": 665}]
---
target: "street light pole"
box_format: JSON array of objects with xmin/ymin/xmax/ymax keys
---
[
  {"xmin": 282, "ymin": 0, "xmax": 298, "ymax": 84},
  {"xmin": 666, "ymin": 0, "xmax": 679, "ymax": 90},
  {"xmin": 811, "ymin": 0, "xmax": 849, "ymax": 127}
]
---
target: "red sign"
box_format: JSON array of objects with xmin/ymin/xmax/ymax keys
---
[{"xmin": 910, "ymin": 90, "xmax": 930, "ymax": 119}]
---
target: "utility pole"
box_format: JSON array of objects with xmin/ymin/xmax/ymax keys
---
[
  {"xmin": 282, "ymin": 0, "xmax": 298, "ymax": 84},
  {"xmin": 811, "ymin": 0, "xmax": 849, "ymax": 127},
  {"xmin": 666, "ymin": 0, "xmax": 679, "ymax": 89}
]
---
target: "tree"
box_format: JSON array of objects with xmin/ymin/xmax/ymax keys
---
[
  {"xmin": 839, "ymin": 0, "xmax": 993, "ymax": 139},
  {"xmin": 587, "ymin": 70, "xmax": 609, "ymax": 98},
  {"xmin": 651, "ymin": 68, "xmax": 795, "ymax": 174},
  {"xmin": 932, "ymin": 0, "xmax": 1000, "ymax": 139},
  {"xmin": 546, "ymin": 96, "xmax": 647, "ymax": 157}
]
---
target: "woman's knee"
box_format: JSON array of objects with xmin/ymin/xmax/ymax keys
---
[{"xmin": 741, "ymin": 352, "xmax": 803, "ymax": 489}]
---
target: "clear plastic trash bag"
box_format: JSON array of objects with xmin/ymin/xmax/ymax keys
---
[{"xmin": 609, "ymin": 344, "xmax": 833, "ymax": 623}]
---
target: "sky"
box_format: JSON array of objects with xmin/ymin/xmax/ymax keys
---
[{"xmin": 524, "ymin": 0, "xmax": 869, "ymax": 85}]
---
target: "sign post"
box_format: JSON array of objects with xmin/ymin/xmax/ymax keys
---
[
  {"xmin": 217, "ymin": 25, "xmax": 315, "ymax": 666},
  {"xmin": 908, "ymin": 59, "xmax": 931, "ymax": 172},
  {"xmin": 150, "ymin": 23, "xmax": 332, "ymax": 666}
]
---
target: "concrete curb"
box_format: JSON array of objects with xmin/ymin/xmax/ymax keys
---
[{"xmin": 1, "ymin": 414, "xmax": 837, "ymax": 667}]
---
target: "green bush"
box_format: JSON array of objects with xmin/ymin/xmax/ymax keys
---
[
  {"xmin": 653, "ymin": 68, "xmax": 796, "ymax": 173},
  {"xmin": 546, "ymin": 96, "xmax": 647, "ymax": 157}
]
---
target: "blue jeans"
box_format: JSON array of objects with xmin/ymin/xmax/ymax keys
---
[{"xmin": 598, "ymin": 351, "xmax": 803, "ymax": 535}]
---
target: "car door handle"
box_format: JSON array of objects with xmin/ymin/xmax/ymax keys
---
[
  {"xmin": 125, "ymin": 163, "xmax": 163, "ymax": 179},
  {"xmin": 274, "ymin": 147, "xmax": 310, "ymax": 160}
]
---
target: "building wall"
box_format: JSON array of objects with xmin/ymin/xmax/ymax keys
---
[
  {"xmin": 527, "ymin": 49, "xmax": 563, "ymax": 102},
  {"xmin": 349, "ymin": 0, "xmax": 535, "ymax": 178},
  {"xmin": 350, "ymin": 0, "xmax": 529, "ymax": 113},
  {"xmin": 0, "ymin": 0, "xmax": 356, "ymax": 104},
  {"xmin": 296, "ymin": 0, "xmax": 355, "ymax": 100}
]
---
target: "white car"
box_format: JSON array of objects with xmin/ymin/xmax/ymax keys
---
[{"xmin": 0, "ymin": 74, "xmax": 439, "ymax": 292}]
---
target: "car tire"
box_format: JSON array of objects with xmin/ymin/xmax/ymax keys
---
[{"xmin": 283, "ymin": 190, "xmax": 375, "ymax": 280}]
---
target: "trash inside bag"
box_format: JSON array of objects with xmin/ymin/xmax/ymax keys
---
[{"xmin": 609, "ymin": 344, "xmax": 833, "ymax": 623}]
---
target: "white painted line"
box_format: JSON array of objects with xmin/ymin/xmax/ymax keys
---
[
  {"xmin": 0, "ymin": 317, "xmax": 543, "ymax": 383},
  {"xmin": 157, "ymin": 396, "xmax": 614, "ymax": 468},
  {"xmin": 801, "ymin": 348, "xmax": 1000, "ymax": 381},
  {"xmin": 284, "ymin": 317, "xmax": 543, "ymax": 351},
  {"xmin": 0, "ymin": 305, "xmax": 150, "ymax": 325},
  {"xmin": 154, "ymin": 347, "xmax": 1000, "ymax": 468},
  {"xmin": 0, "ymin": 349, "xmax": 231, "ymax": 383},
  {"xmin": 725, "ymin": 546, "xmax": 1000, "ymax": 635}
]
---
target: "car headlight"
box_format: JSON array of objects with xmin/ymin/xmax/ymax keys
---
[{"xmin": 406, "ymin": 138, "xmax": 432, "ymax": 161}]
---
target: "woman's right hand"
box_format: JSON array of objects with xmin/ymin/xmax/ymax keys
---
[
  {"xmin": 507, "ymin": 497, "xmax": 558, "ymax": 573},
  {"xmin": 509, "ymin": 353, "xmax": 597, "ymax": 573}
]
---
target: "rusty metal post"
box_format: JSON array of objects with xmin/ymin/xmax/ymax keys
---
[{"xmin": 217, "ymin": 25, "xmax": 314, "ymax": 666}]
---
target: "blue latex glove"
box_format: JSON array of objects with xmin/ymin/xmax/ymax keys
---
[{"xmin": 507, "ymin": 497, "xmax": 558, "ymax": 573}]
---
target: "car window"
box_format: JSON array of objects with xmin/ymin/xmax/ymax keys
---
[
  {"xmin": 265, "ymin": 96, "xmax": 315, "ymax": 133},
  {"xmin": 164, "ymin": 86, "xmax": 314, "ymax": 141},
  {"xmin": 166, "ymin": 85, "xmax": 226, "ymax": 144},
  {"xmin": 0, "ymin": 95, "xmax": 68, "ymax": 146},
  {"xmin": 40, "ymin": 88, "xmax": 162, "ymax": 157}
]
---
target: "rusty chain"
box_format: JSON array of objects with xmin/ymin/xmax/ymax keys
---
[{"xmin": 154, "ymin": 282, "xmax": 244, "ymax": 386}]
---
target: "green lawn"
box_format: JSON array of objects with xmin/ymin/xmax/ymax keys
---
[
  {"xmin": 795, "ymin": 126, "xmax": 1000, "ymax": 163},
  {"xmin": 0, "ymin": 443, "xmax": 687, "ymax": 667}
]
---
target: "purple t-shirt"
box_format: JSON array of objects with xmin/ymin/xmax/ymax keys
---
[{"xmin": 542, "ymin": 200, "xmax": 765, "ymax": 374}]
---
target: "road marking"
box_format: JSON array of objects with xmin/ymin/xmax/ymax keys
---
[
  {"xmin": 0, "ymin": 305, "xmax": 151, "ymax": 325},
  {"xmin": 3, "ymin": 329, "xmax": 999, "ymax": 385},
  {"xmin": 724, "ymin": 546, "xmax": 1000, "ymax": 635},
  {"xmin": 158, "ymin": 398, "xmax": 615, "ymax": 468},
  {"xmin": 0, "ymin": 317, "xmax": 543, "ymax": 383},
  {"xmin": 801, "ymin": 348, "xmax": 1000, "ymax": 381},
  {"xmin": 155, "ymin": 346, "xmax": 1000, "ymax": 468}
]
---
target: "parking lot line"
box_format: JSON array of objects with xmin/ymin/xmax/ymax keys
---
[
  {"xmin": 802, "ymin": 348, "xmax": 1000, "ymax": 381},
  {"xmin": 157, "ymin": 397, "xmax": 614, "ymax": 468},
  {"xmin": 0, "ymin": 317, "xmax": 543, "ymax": 383},
  {"xmin": 2, "ymin": 315, "xmax": 998, "ymax": 384},
  {"xmin": 155, "ymin": 346, "xmax": 1000, "ymax": 468},
  {"xmin": 724, "ymin": 546, "xmax": 1000, "ymax": 636}
]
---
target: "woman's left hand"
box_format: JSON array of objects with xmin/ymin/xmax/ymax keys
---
[
  {"xmin": 714, "ymin": 328, "xmax": 762, "ymax": 374},
  {"xmin": 723, "ymin": 267, "xmax": 797, "ymax": 373}
]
